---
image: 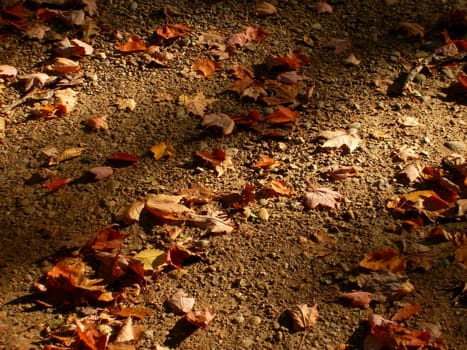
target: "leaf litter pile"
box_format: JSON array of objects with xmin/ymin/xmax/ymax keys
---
[{"xmin": 0, "ymin": 0, "xmax": 466, "ymax": 349}]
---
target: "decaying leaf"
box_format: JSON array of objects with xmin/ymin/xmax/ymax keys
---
[
  {"xmin": 50, "ymin": 57, "xmax": 80, "ymax": 74},
  {"xmin": 110, "ymin": 306, "xmax": 153, "ymax": 320},
  {"xmin": 326, "ymin": 165, "xmax": 359, "ymax": 180},
  {"xmin": 397, "ymin": 162, "xmax": 422, "ymax": 184},
  {"xmin": 84, "ymin": 115, "xmax": 109, "ymax": 131},
  {"xmin": 341, "ymin": 291, "xmax": 372, "ymax": 309},
  {"xmin": 395, "ymin": 22, "xmax": 425, "ymax": 39},
  {"xmin": 287, "ymin": 303, "xmax": 318, "ymax": 331},
  {"xmin": 266, "ymin": 106, "xmax": 298, "ymax": 124},
  {"xmin": 391, "ymin": 145, "xmax": 420, "ymax": 162},
  {"xmin": 323, "ymin": 38, "xmax": 352, "ymax": 53},
  {"xmin": 109, "ymin": 152, "xmax": 139, "ymax": 165},
  {"xmin": 55, "ymin": 88, "xmax": 78, "ymax": 114},
  {"xmin": 359, "ymin": 247, "xmax": 406, "ymax": 273},
  {"xmin": 304, "ymin": 187, "xmax": 343, "ymax": 210},
  {"xmin": 185, "ymin": 306, "xmax": 216, "ymax": 327},
  {"xmin": 179, "ymin": 92, "xmax": 217, "ymax": 117},
  {"xmin": 191, "ymin": 58, "xmax": 221, "ymax": 78},
  {"xmin": 255, "ymin": 1, "xmax": 278, "ymax": 17},
  {"xmin": 145, "ymin": 194, "xmax": 194, "ymax": 221},
  {"xmin": 201, "ymin": 113, "xmax": 235, "ymax": 135},
  {"xmin": 114, "ymin": 317, "xmax": 145, "ymax": 343},
  {"xmin": 155, "ymin": 23, "xmax": 191, "ymax": 40},
  {"xmin": 150, "ymin": 142, "xmax": 175, "ymax": 160},
  {"xmin": 190, "ymin": 211, "xmax": 235, "ymax": 234},
  {"xmin": 357, "ymin": 272, "xmax": 415, "ymax": 300},
  {"xmin": 115, "ymin": 200, "xmax": 145, "ymax": 224},
  {"xmin": 167, "ymin": 290, "xmax": 195, "ymax": 314},
  {"xmin": 49, "ymin": 147, "xmax": 85, "ymax": 165},
  {"xmin": 0, "ymin": 64, "xmax": 17, "ymax": 78},
  {"xmin": 391, "ymin": 303, "xmax": 421, "ymax": 322},
  {"xmin": 24, "ymin": 21, "xmax": 50, "ymax": 39},
  {"xmin": 263, "ymin": 179, "xmax": 296, "ymax": 197},
  {"xmin": 44, "ymin": 177, "xmax": 73, "ymax": 193},
  {"xmin": 134, "ymin": 248, "xmax": 167, "ymax": 271},
  {"xmin": 57, "ymin": 37, "xmax": 94, "ymax": 57},
  {"xmin": 88, "ymin": 166, "xmax": 113, "ymax": 180},
  {"xmin": 116, "ymin": 34, "xmax": 147, "ymax": 52},
  {"xmin": 178, "ymin": 183, "xmax": 216, "ymax": 204},
  {"xmin": 253, "ymin": 156, "xmax": 283, "ymax": 171},
  {"xmin": 320, "ymin": 128, "xmax": 360, "ymax": 152}
]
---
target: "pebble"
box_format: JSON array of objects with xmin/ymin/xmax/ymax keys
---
[
  {"xmin": 392, "ymin": 103, "xmax": 402, "ymax": 111},
  {"xmin": 258, "ymin": 208, "xmax": 269, "ymax": 221},
  {"xmin": 311, "ymin": 23, "xmax": 322, "ymax": 30},
  {"xmin": 251, "ymin": 316, "xmax": 262, "ymax": 325},
  {"xmin": 414, "ymin": 73, "xmax": 426, "ymax": 84},
  {"xmin": 444, "ymin": 141, "xmax": 466, "ymax": 151},
  {"xmin": 349, "ymin": 122, "xmax": 361, "ymax": 129},
  {"xmin": 441, "ymin": 67, "xmax": 453, "ymax": 79},
  {"xmin": 316, "ymin": 100, "xmax": 325, "ymax": 109}
]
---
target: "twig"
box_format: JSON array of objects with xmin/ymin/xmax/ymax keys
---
[{"xmin": 297, "ymin": 330, "xmax": 309, "ymax": 350}]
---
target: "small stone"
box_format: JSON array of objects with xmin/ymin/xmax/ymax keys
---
[
  {"xmin": 316, "ymin": 100, "xmax": 325, "ymax": 109},
  {"xmin": 375, "ymin": 101, "xmax": 384, "ymax": 109},
  {"xmin": 414, "ymin": 73, "xmax": 426, "ymax": 84},
  {"xmin": 311, "ymin": 23, "xmax": 322, "ymax": 30},
  {"xmin": 444, "ymin": 141, "xmax": 466, "ymax": 151},
  {"xmin": 258, "ymin": 208, "xmax": 269, "ymax": 221},
  {"xmin": 441, "ymin": 67, "xmax": 453, "ymax": 79},
  {"xmin": 277, "ymin": 142, "xmax": 287, "ymax": 151},
  {"xmin": 130, "ymin": 2, "xmax": 138, "ymax": 10},
  {"xmin": 392, "ymin": 103, "xmax": 402, "ymax": 111},
  {"xmin": 251, "ymin": 316, "xmax": 262, "ymax": 325}
]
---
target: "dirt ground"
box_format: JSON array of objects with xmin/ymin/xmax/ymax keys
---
[{"xmin": 0, "ymin": 0, "xmax": 466, "ymax": 349}]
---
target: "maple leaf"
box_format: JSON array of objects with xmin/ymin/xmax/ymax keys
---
[
  {"xmin": 179, "ymin": 92, "xmax": 217, "ymax": 117},
  {"xmin": 304, "ymin": 187, "xmax": 343, "ymax": 210},
  {"xmin": 185, "ymin": 306, "xmax": 216, "ymax": 327},
  {"xmin": 90, "ymin": 226, "xmax": 126, "ymax": 251},
  {"xmin": 167, "ymin": 290, "xmax": 195, "ymax": 314},
  {"xmin": 319, "ymin": 128, "xmax": 360, "ymax": 152},
  {"xmin": 397, "ymin": 162, "xmax": 421, "ymax": 184},
  {"xmin": 150, "ymin": 142, "xmax": 175, "ymax": 160},
  {"xmin": 155, "ymin": 23, "xmax": 191, "ymax": 40},
  {"xmin": 191, "ymin": 58, "xmax": 221, "ymax": 78},
  {"xmin": 201, "ymin": 113, "xmax": 235, "ymax": 135},
  {"xmin": 287, "ymin": 303, "xmax": 318, "ymax": 331},
  {"xmin": 341, "ymin": 291, "xmax": 372, "ymax": 308},
  {"xmin": 359, "ymin": 247, "xmax": 406, "ymax": 273},
  {"xmin": 253, "ymin": 156, "xmax": 283, "ymax": 171}
]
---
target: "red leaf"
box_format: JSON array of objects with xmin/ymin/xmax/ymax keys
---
[
  {"xmin": 44, "ymin": 177, "xmax": 73, "ymax": 193},
  {"xmin": 116, "ymin": 34, "xmax": 147, "ymax": 52},
  {"xmin": 266, "ymin": 106, "xmax": 298, "ymax": 124},
  {"xmin": 167, "ymin": 246, "xmax": 191, "ymax": 269},
  {"xmin": 194, "ymin": 148, "xmax": 226, "ymax": 166},
  {"xmin": 91, "ymin": 227, "xmax": 126, "ymax": 251},
  {"xmin": 3, "ymin": 2, "xmax": 33, "ymax": 19},
  {"xmin": 109, "ymin": 152, "xmax": 139, "ymax": 165}
]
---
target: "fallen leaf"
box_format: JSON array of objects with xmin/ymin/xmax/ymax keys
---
[
  {"xmin": 391, "ymin": 303, "xmax": 421, "ymax": 321},
  {"xmin": 0, "ymin": 64, "xmax": 17, "ymax": 78},
  {"xmin": 266, "ymin": 106, "xmax": 298, "ymax": 124},
  {"xmin": 326, "ymin": 165, "xmax": 358, "ymax": 180},
  {"xmin": 3, "ymin": 2, "xmax": 32, "ymax": 18},
  {"xmin": 57, "ymin": 37, "xmax": 94, "ymax": 57},
  {"xmin": 397, "ymin": 162, "xmax": 422, "ymax": 184},
  {"xmin": 167, "ymin": 290, "xmax": 195, "ymax": 314},
  {"xmin": 49, "ymin": 147, "xmax": 85, "ymax": 165},
  {"xmin": 190, "ymin": 211, "xmax": 235, "ymax": 234},
  {"xmin": 116, "ymin": 34, "xmax": 147, "ymax": 52},
  {"xmin": 24, "ymin": 21, "xmax": 50, "ymax": 39},
  {"xmin": 398, "ymin": 116, "xmax": 420, "ymax": 127},
  {"xmin": 315, "ymin": 2, "xmax": 333, "ymax": 14},
  {"xmin": 357, "ymin": 272, "xmax": 415, "ymax": 300},
  {"xmin": 145, "ymin": 194, "xmax": 194, "ymax": 221},
  {"xmin": 191, "ymin": 58, "xmax": 221, "ymax": 78},
  {"xmin": 18, "ymin": 72, "xmax": 51, "ymax": 91},
  {"xmin": 320, "ymin": 128, "xmax": 360, "ymax": 152},
  {"xmin": 195, "ymin": 148, "xmax": 226, "ymax": 167},
  {"xmin": 84, "ymin": 115, "xmax": 109, "ymax": 131},
  {"xmin": 115, "ymin": 317, "xmax": 145, "ymax": 343},
  {"xmin": 341, "ymin": 291, "xmax": 372, "ymax": 308},
  {"xmin": 201, "ymin": 113, "xmax": 235, "ymax": 135},
  {"xmin": 395, "ymin": 22, "xmax": 424, "ymax": 39},
  {"xmin": 115, "ymin": 200, "xmax": 145, "ymax": 224},
  {"xmin": 155, "ymin": 23, "xmax": 191, "ymax": 40},
  {"xmin": 44, "ymin": 177, "xmax": 73, "ymax": 193},
  {"xmin": 252, "ymin": 156, "xmax": 283, "ymax": 171},
  {"xmin": 110, "ymin": 306, "xmax": 153, "ymax": 320},
  {"xmin": 255, "ymin": 1, "xmax": 278, "ymax": 17},
  {"xmin": 116, "ymin": 98, "xmax": 136, "ymax": 111},
  {"xmin": 391, "ymin": 145, "xmax": 420, "ymax": 162},
  {"xmin": 276, "ymin": 71, "xmax": 308, "ymax": 84},
  {"xmin": 343, "ymin": 53, "xmax": 361, "ymax": 66},
  {"xmin": 167, "ymin": 246, "xmax": 193, "ymax": 269},
  {"xmin": 304, "ymin": 187, "xmax": 343, "ymax": 210},
  {"xmin": 179, "ymin": 92, "xmax": 217, "ymax": 117},
  {"xmin": 109, "ymin": 152, "xmax": 139, "ymax": 165},
  {"xmin": 150, "ymin": 142, "xmax": 175, "ymax": 160},
  {"xmin": 298, "ymin": 231, "xmax": 337, "ymax": 257},
  {"xmin": 55, "ymin": 88, "xmax": 78, "ymax": 114},
  {"xmin": 89, "ymin": 166, "xmax": 113, "ymax": 180},
  {"xmin": 178, "ymin": 183, "xmax": 216, "ymax": 204},
  {"xmin": 134, "ymin": 248, "xmax": 167, "ymax": 271},
  {"xmin": 50, "ymin": 57, "xmax": 80, "ymax": 74},
  {"xmin": 264, "ymin": 179, "xmax": 296, "ymax": 197},
  {"xmin": 454, "ymin": 231, "xmax": 467, "ymax": 267},
  {"xmin": 323, "ymin": 38, "xmax": 352, "ymax": 53},
  {"xmin": 287, "ymin": 304, "xmax": 318, "ymax": 331},
  {"xmin": 359, "ymin": 247, "xmax": 406, "ymax": 273},
  {"xmin": 261, "ymin": 80, "xmax": 301, "ymax": 105},
  {"xmin": 185, "ymin": 306, "xmax": 216, "ymax": 327}
]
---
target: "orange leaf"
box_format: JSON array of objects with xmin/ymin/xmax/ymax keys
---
[
  {"xmin": 155, "ymin": 23, "xmax": 190, "ymax": 40},
  {"xmin": 191, "ymin": 58, "xmax": 221, "ymax": 78},
  {"xmin": 116, "ymin": 34, "xmax": 147, "ymax": 52},
  {"xmin": 185, "ymin": 306, "xmax": 216, "ymax": 327},
  {"xmin": 266, "ymin": 106, "xmax": 298, "ymax": 124},
  {"xmin": 391, "ymin": 303, "xmax": 421, "ymax": 321},
  {"xmin": 359, "ymin": 247, "xmax": 406, "ymax": 273},
  {"xmin": 90, "ymin": 226, "xmax": 126, "ymax": 251},
  {"xmin": 253, "ymin": 156, "xmax": 282, "ymax": 170},
  {"xmin": 44, "ymin": 177, "xmax": 73, "ymax": 193}
]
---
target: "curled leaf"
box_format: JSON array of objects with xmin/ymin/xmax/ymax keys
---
[
  {"xmin": 287, "ymin": 303, "xmax": 318, "ymax": 331},
  {"xmin": 201, "ymin": 113, "xmax": 235, "ymax": 135},
  {"xmin": 167, "ymin": 290, "xmax": 195, "ymax": 314},
  {"xmin": 185, "ymin": 306, "xmax": 216, "ymax": 327}
]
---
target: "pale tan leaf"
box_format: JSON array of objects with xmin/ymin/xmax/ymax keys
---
[
  {"xmin": 114, "ymin": 317, "xmax": 145, "ymax": 343},
  {"xmin": 84, "ymin": 115, "xmax": 109, "ymax": 130},
  {"xmin": 255, "ymin": 1, "xmax": 278, "ymax": 17},
  {"xmin": 50, "ymin": 57, "xmax": 80, "ymax": 74},
  {"xmin": 116, "ymin": 98, "xmax": 137, "ymax": 111},
  {"xmin": 304, "ymin": 187, "xmax": 344, "ymax": 210},
  {"xmin": 55, "ymin": 88, "xmax": 78, "ymax": 114},
  {"xmin": 201, "ymin": 113, "xmax": 235, "ymax": 135},
  {"xmin": 178, "ymin": 92, "xmax": 217, "ymax": 117},
  {"xmin": 49, "ymin": 147, "xmax": 85, "ymax": 165},
  {"xmin": 397, "ymin": 162, "xmax": 421, "ymax": 184},
  {"xmin": 287, "ymin": 303, "xmax": 318, "ymax": 331},
  {"xmin": 315, "ymin": 1, "xmax": 333, "ymax": 14},
  {"xmin": 167, "ymin": 290, "xmax": 195, "ymax": 314},
  {"xmin": 397, "ymin": 116, "xmax": 420, "ymax": 127},
  {"xmin": 145, "ymin": 194, "xmax": 195, "ymax": 221},
  {"xmin": 343, "ymin": 53, "xmax": 360, "ymax": 66},
  {"xmin": 134, "ymin": 248, "xmax": 167, "ymax": 271},
  {"xmin": 0, "ymin": 64, "xmax": 17, "ymax": 78},
  {"xmin": 89, "ymin": 166, "xmax": 113, "ymax": 180},
  {"xmin": 320, "ymin": 129, "xmax": 360, "ymax": 152},
  {"xmin": 392, "ymin": 145, "xmax": 420, "ymax": 162}
]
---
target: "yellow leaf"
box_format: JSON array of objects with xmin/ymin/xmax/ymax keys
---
[{"xmin": 134, "ymin": 249, "xmax": 167, "ymax": 271}]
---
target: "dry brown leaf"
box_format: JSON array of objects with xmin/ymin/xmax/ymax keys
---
[
  {"xmin": 201, "ymin": 113, "xmax": 235, "ymax": 135},
  {"xmin": 84, "ymin": 115, "xmax": 109, "ymax": 131},
  {"xmin": 88, "ymin": 166, "xmax": 113, "ymax": 180},
  {"xmin": 276, "ymin": 71, "xmax": 309, "ymax": 85},
  {"xmin": 287, "ymin": 303, "xmax": 318, "ymax": 331},
  {"xmin": 55, "ymin": 88, "xmax": 78, "ymax": 114},
  {"xmin": 115, "ymin": 200, "xmax": 145, "ymax": 224},
  {"xmin": 359, "ymin": 247, "xmax": 406, "ymax": 273},
  {"xmin": 357, "ymin": 272, "xmax": 415, "ymax": 300},
  {"xmin": 19, "ymin": 72, "xmax": 51, "ymax": 91},
  {"xmin": 145, "ymin": 194, "xmax": 194, "ymax": 222},
  {"xmin": 49, "ymin": 147, "xmax": 85, "ymax": 165},
  {"xmin": 397, "ymin": 162, "xmax": 422, "ymax": 184},
  {"xmin": 304, "ymin": 187, "xmax": 343, "ymax": 210},
  {"xmin": 326, "ymin": 165, "xmax": 359, "ymax": 180},
  {"xmin": 58, "ymin": 38, "xmax": 94, "ymax": 57},
  {"xmin": 190, "ymin": 211, "xmax": 234, "ymax": 234},
  {"xmin": 255, "ymin": 1, "xmax": 278, "ymax": 17},
  {"xmin": 266, "ymin": 106, "xmax": 298, "ymax": 124},
  {"xmin": 341, "ymin": 291, "xmax": 372, "ymax": 308},
  {"xmin": 185, "ymin": 306, "xmax": 216, "ymax": 327},
  {"xmin": 50, "ymin": 57, "xmax": 80, "ymax": 74},
  {"xmin": 110, "ymin": 306, "xmax": 153, "ymax": 320},
  {"xmin": 315, "ymin": 1, "xmax": 333, "ymax": 14},
  {"xmin": 343, "ymin": 53, "xmax": 361, "ymax": 66},
  {"xmin": 114, "ymin": 317, "xmax": 145, "ymax": 343},
  {"xmin": 191, "ymin": 58, "xmax": 221, "ymax": 78},
  {"xmin": 391, "ymin": 145, "xmax": 420, "ymax": 162},
  {"xmin": 116, "ymin": 34, "xmax": 147, "ymax": 52},
  {"xmin": 167, "ymin": 290, "xmax": 195, "ymax": 314},
  {"xmin": 397, "ymin": 116, "xmax": 420, "ymax": 127},
  {"xmin": 0, "ymin": 64, "xmax": 17, "ymax": 78},
  {"xmin": 298, "ymin": 231, "xmax": 337, "ymax": 257},
  {"xmin": 179, "ymin": 92, "xmax": 217, "ymax": 117},
  {"xmin": 395, "ymin": 22, "xmax": 424, "ymax": 39},
  {"xmin": 155, "ymin": 23, "xmax": 191, "ymax": 40},
  {"xmin": 320, "ymin": 128, "xmax": 360, "ymax": 152}
]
